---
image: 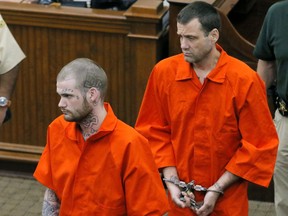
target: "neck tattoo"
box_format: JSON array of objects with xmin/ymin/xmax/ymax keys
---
[{"xmin": 81, "ymin": 115, "xmax": 99, "ymax": 140}]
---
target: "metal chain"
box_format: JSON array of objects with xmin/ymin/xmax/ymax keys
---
[{"xmin": 163, "ymin": 177, "xmax": 207, "ymax": 209}]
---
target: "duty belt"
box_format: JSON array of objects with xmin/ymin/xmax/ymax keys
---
[{"xmin": 276, "ymin": 95, "xmax": 288, "ymax": 117}]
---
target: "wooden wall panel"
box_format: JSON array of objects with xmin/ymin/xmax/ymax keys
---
[
  {"xmin": 0, "ymin": 1, "xmax": 169, "ymax": 149},
  {"xmin": 2, "ymin": 26, "xmax": 128, "ymax": 146}
]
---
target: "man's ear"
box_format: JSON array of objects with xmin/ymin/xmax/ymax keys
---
[
  {"xmin": 88, "ymin": 87, "xmax": 100, "ymax": 103},
  {"xmin": 210, "ymin": 28, "xmax": 219, "ymax": 42}
]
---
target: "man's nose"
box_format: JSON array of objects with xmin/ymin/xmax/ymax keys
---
[
  {"xmin": 58, "ymin": 98, "xmax": 65, "ymax": 108},
  {"xmin": 180, "ymin": 38, "xmax": 189, "ymax": 49}
]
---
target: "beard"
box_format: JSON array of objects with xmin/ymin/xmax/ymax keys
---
[{"xmin": 63, "ymin": 98, "xmax": 92, "ymax": 123}]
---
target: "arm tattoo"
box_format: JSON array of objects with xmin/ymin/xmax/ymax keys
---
[{"xmin": 42, "ymin": 188, "xmax": 60, "ymax": 216}]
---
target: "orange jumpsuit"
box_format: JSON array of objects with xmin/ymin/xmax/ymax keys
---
[
  {"xmin": 34, "ymin": 103, "xmax": 169, "ymax": 216},
  {"xmin": 135, "ymin": 45, "xmax": 279, "ymax": 215}
]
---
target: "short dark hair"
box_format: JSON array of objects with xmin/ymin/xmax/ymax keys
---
[{"xmin": 177, "ymin": 1, "xmax": 221, "ymax": 36}]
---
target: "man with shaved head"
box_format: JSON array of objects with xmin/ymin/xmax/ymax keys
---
[{"xmin": 34, "ymin": 58, "xmax": 169, "ymax": 215}]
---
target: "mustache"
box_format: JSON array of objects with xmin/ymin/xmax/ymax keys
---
[{"xmin": 61, "ymin": 109, "xmax": 70, "ymax": 113}]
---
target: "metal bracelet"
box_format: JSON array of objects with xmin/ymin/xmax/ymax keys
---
[
  {"xmin": 206, "ymin": 189, "xmax": 224, "ymax": 195},
  {"xmin": 163, "ymin": 177, "xmax": 207, "ymax": 209}
]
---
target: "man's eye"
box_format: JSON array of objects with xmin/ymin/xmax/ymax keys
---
[
  {"xmin": 62, "ymin": 94, "xmax": 72, "ymax": 98},
  {"xmin": 187, "ymin": 36, "xmax": 196, "ymax": 40},
  {"xmin": 179, "ymin": 36, "xmax": 196, "ymax": 41}
]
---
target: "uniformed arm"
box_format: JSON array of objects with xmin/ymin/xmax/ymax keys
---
[
  {"xmin": 256, "ymin": 59, "xmax": 276, "ymax": 89},
  {"xmin": 195, "ymin": 171, "xmax": 240, "ymax": 215},
  {"xmin": 0, "ymin": 64, "xmax": 20, "ymax": 126},
  {"xmin": 42, "ymin": 188, "xmax": 60, "ymax": 216},
  {"xmin": 0, "ymin": 16, "xmax": 25, "ymax": 126}
]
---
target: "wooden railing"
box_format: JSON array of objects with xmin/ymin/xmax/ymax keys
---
[{"xmin": 0, "ymin": 142, "xmax": 43, "ymax": 163}]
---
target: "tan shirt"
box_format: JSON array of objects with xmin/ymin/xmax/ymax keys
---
[{"xmin": 0, "ymin": 14, "xmax": 25, "ymax": 74}]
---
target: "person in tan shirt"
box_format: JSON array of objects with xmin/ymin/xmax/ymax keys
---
[{"xmin": 0, "ymin": 14, "xmax": 25, "ymax": 126}]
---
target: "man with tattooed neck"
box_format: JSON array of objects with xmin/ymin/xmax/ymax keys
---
[{"xmin": 33, "ymin": 58, "xmax": 169, "ymax": 216}]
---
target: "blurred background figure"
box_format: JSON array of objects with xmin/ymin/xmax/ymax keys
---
[
  {"xmin": 254, "ymin": 1, "xmax": 288, "ymax": 215},
  {"xmin": 0, "ymin": 14, "xmax": 26, "ymax": 126}
]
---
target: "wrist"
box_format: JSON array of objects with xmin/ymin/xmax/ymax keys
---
[
  {"xmin": 207, "ymin": 182, "xmax": 224, "ymax": 195},
  {"xmin": 0, "ymin": 97, "xmax": 11, "ymax": 108},
  {"xmin": 214, "ymin": 182, "xmax": 224, "ymax": 192}
]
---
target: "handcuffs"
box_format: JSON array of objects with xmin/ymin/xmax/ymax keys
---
[{"xmin": 163, "ymin": 177, "xmax": 207, "ymax": 209}]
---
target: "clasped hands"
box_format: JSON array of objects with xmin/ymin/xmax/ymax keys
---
[{"xmin": 165, "ymin": 179, "xmax": 222, "ymax": 216}]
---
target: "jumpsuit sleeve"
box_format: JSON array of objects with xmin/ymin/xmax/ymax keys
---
[
  {"xmin": 33, "ymin": 127, "xmax": 56, "ymax": 191},
  {"xmin": 121, "ymin": 133, "xmax": 169, "ymax": 215},
  {"xmin": 135, "ymin": 66, "xmax": 176, "ymax": 169},
  {"xmin": 226, "ymin": 72, "xmax": 278, "ymax": 187}
]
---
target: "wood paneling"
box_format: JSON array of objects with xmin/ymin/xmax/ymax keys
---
[{"xmin": 0, "ymin": 1, "xmax": 169, "ymax": 148}]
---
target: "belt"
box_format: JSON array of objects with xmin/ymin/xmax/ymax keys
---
[{"xmin": 276, "ymin": 95, "xmax": 288, "ymax": 117}]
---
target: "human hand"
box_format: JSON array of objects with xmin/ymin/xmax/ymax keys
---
[
  {"xmin": 181, "ymin": 190, "xmax": 200, "ymax": 208},
  {"xmin": 167, "ymin": 183, "xmax": 188, "ymax": 208},
  {"xmin": 193, "ymin": 188, "xmax": 220, "ymax": 216}
]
